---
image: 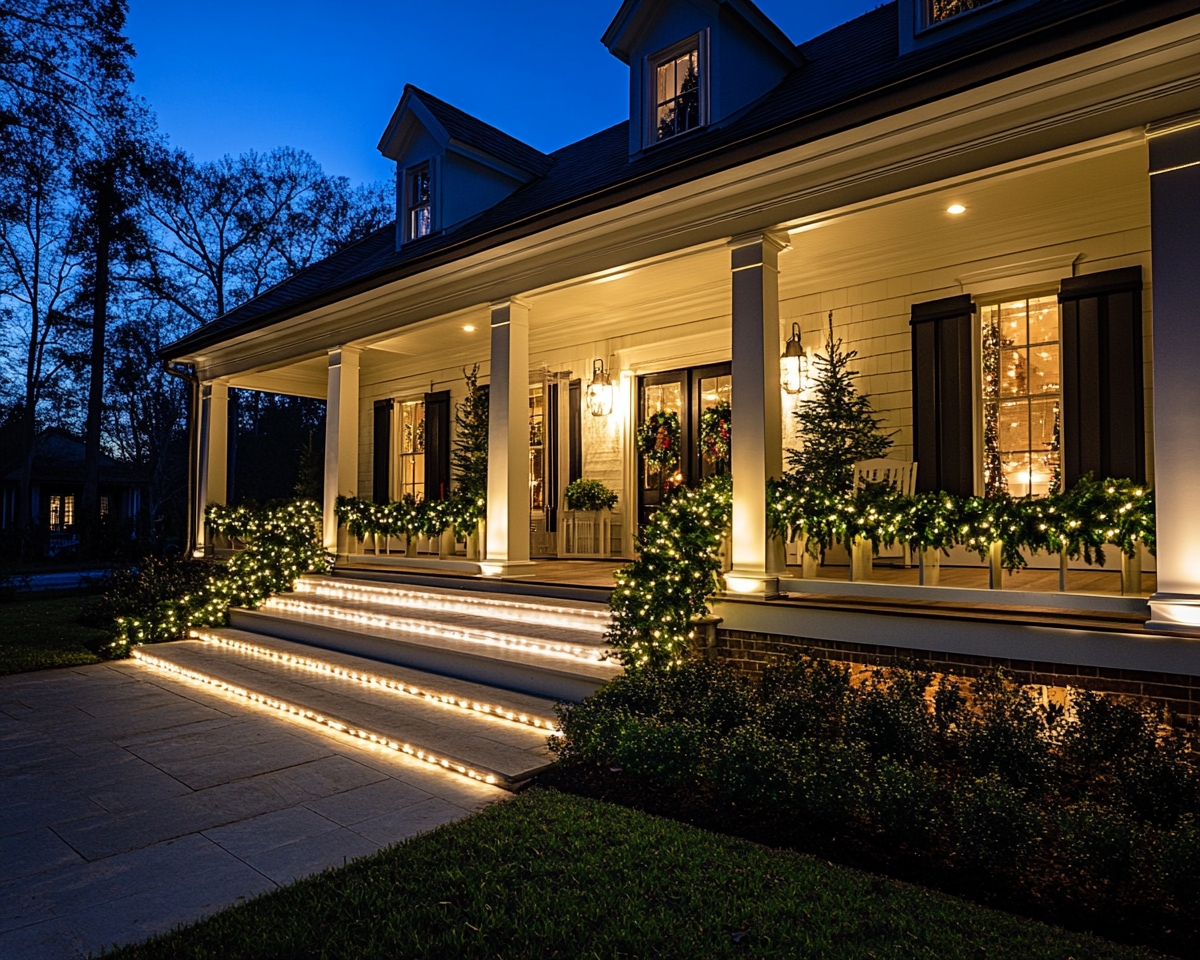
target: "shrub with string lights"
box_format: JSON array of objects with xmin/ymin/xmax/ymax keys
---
[
  {"xmin": 110, "ymin": 500, "xmax": 330, "ymax": 653},
  {"xmin": 608, "ymin": 474, "xmax": 732, "ymax": 671},
  {"xmin": 336, "ymin": 490, "xmax": 486, "ymax": 544}
]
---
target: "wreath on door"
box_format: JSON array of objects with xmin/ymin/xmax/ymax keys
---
[
  {"xmin": 700, "ymin": 401, "xmax": 731, "ymax": 465},
  {"xmin": 638, "ymin": 410, "xmax": 682, "ymax": 471}
]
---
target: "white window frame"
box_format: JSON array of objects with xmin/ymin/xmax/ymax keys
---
[
  {"xmin": 391, "ymin": 396, "xmax": 427, "ymax": 503},
  {"xmin": 646, "ymin": 31, "xmax": 709, "ymax": 148},
  {"xmin": 404, "ymin": 161, "xmax": 434, "ymax": 242}
]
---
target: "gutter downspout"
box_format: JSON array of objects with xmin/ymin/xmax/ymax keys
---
[{"xmin": 164, "ymin": 361, "xmax": 199, "ymax": 557}]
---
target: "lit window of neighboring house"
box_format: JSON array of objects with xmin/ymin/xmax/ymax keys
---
[
  {"xmin": 407, "ymin": 163, "xmax": 432, "ymax": 240},
  {"xmin": 981, "ymin": 295, "xmax": 1061, "ymax": 498},
  {"xmin": 928, "ymin": 0, "xmax": 999, "ymax": 23},
  {"xmin": 653, "ymin": 40, "xmax": 702, "ymax": 143},
  {"xmin": 49, "ymin": 494, "xmax": 75, "ymax": 531},
  {"xmin": 392, "ymin": 399, "xmax": 425, "ymax": 501},
  {"xmin": 100, "ymin": 495, "xmax": 110, "ymax": 517}
]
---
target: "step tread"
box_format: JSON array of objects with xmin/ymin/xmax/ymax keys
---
[
  {"xmin": 142, "ymin": 639, "xmax": 554, "ymax": 782},
  {"xmin": 311, "ymin": 575, "xmax": 611, "ymax": 615},
  {"xmin": 250, "ymin": 599, "xmax": 621, "ymax": 683},
  {"xmin": 194, "ymin": 628, "xmax": 562, "ymax": 724}
]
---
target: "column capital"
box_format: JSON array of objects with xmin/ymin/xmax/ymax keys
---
[
  {"xmin": 489, "ymin": 295, "xmax": 532, "ymax": 316},
  {"xmin": 729, "ymin": 230, "xmax": 790, "ymax": 252},
  {"xmin": 327, "ymin": 345, "xmax": 361, "ymax": 366}
]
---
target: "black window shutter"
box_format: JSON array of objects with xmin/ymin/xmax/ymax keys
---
[
  {"xmin": 568, "ymin": 379, "xmax": 582, "ymax": 484},
  {"xmin": 1058, "ymin": 266, "xmax": 1144, "ymax": 486},
  {"xmin": 372, "ymin": 399, "xmax": 392, "ymax": 503},
  {"xmin": 910, "ymin": 294, "xmax": 977, "ymax": 496},
  {"xmin": 424, "ymin": 390, "xmax": 451, "ymax": 501}
]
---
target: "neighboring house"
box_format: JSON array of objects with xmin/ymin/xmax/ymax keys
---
[
  {"xmin": 0, "ymin": 428, "xmax": 149, "ymax": 554},
  {"xmin": 164, "ymin": 0, "xmax": 1200, "ymax": 698}
]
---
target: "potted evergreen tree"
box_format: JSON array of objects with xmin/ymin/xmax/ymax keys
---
[{"xmin": 562, "ymin": 479, "xmax": 619, "ymax": 557}]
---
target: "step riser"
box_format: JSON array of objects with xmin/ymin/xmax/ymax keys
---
[
  {"xmin": 229, "ymin": 609, "xmax": 607, "ymax": 703},
  {"xmin": 332, "ymin": 567, "xmax": 613, "ymax": 605}
]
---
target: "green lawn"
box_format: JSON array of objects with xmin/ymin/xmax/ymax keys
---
[
  {"xmin": 111, "ymin": 789, "xmax": 1159, "ymax": 960},
  {"xmin": 0, "ymin": 594, "xmax": 109, "ymax": 676}
]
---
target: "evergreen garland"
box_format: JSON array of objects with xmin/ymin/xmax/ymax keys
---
[
  {"xmin": 788, "ymin": 312, "xmax": 893, "ymax": 495},
  {"xmin": 981, "ymin": 309, "xmax": 1008, "ymax": 496}
]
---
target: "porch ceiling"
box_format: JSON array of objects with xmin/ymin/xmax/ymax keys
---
[{"xmin": 225, "ymin": 356, "xmax": 329, "ymax": 399}]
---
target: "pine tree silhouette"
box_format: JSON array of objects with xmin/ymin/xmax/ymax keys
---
[{"xmin": 786, "ymin": 311, "xmax": 893, "ymax": 494}]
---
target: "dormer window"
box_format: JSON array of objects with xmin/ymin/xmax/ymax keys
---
[
  {"xmin": 651, "ymin": 36, "xmax": 705, "ymax": 145},
  {"xmin": 928, "ymin": 0, "xmax": 999, "ymax": 23},
  {"xmin": 407, "ymin": 163, "xmax": 433, "ymax": 240}
]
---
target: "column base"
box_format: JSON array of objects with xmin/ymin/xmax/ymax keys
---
[
  {"xmin": 723, "ymin": 570, "xmax": 782, "ymax": 599},
  {"xmin": 1147, "ymin": 593, "xmax": 1200, "ymax": 633},
  {"xmin": 478, "ymin": 560, "xmax": 537, "ymax": 579}
]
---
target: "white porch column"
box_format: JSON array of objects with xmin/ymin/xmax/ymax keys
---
[
  {"xmin": 323, "ymin": 346, "xmax": 360, "ymax": 553},
  {"xmin": 725, "ymin": 232, "xmax": 788, "ymax": 597},
  {"xmin": 482, "ymin": 297, "xmax": 533, "ymax": 576},
  {"xmin": 193, "ymin": 380, "xmax": 227, "ymax": 556},
  {"xmin": 1147, "ymin": 115, "xmax": 1200, "ymax": 630}
]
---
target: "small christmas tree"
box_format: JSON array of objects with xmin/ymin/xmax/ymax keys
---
[
  {"xmin": 452, "ymin": 364, "xmax": 489, "ymax": 498},
  {"xmin": 787, "ymin": 312, "xmax": 893, "ymax": 494}
]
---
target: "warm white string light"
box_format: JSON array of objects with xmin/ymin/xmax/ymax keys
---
[
  {"xmin": 261, "ymin": 596, "xmax": 610, "ymax": 665},
  {"xmin": 189, "ymin": 630, "xmax": 561, "ymax": 734},
  {"xmin": 294, "ymin": 579, "xmax": 609, "ymax": 634},
  {"xmin": 131, "ymin": 647, "xmax": 504, "ymax": 787}
]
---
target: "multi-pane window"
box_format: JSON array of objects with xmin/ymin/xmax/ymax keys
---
[
  {"xmin": 928, "ymin": 0, "xmax": 999, "ymax": 23},
  {"xmin": 654, "ymin": 44, "xmax": 701, "ymax": 143},
  {"xmin": 49, "ymin": 494, "xmax": 74, "ymax": 531},
  {"xmin": 407, "ymin": 163, "xmax": 432, "ymax": 240},
  {"xmin": 981, "ymin": 296, "xmax": 1061, "ymax": 498},
  {"xmin": 529, "ymin": 387, "xmax": 545, "ymax": 513},
  {"xmin": 392, "ymin": 400, "xmax": 425, "ymax": 501}
]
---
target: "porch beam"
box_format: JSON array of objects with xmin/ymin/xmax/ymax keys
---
[
  {"xmin": 193, "ymin": 380, "xmax": 227, "ymax": 557},
  {"xmin": 725, "ymin": 232, "xmax": 789, "ymax": 597},
  {"xmin": 323, "ymin": 347, "xmax": 360, "ymax": 553},
  {"xmin": 1147, "ymin": 114, "xmax": 1200, "ymax": 631},
  {"xmin": 483, "ymin": 297, "xmax": 534, "ymax": 576}
]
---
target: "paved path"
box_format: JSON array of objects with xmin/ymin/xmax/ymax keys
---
[{"xmin": 0, "ymin": 660, "xmax": 505, "ymax": 959}]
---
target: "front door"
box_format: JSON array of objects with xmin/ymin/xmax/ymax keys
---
[{"xmin": 637, "ymin": 363, "xmax": 731, "ymax": 530}]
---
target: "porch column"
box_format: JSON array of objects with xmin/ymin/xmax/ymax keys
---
[
  {"xmin": 323, "ymin": 346, "xmax": 360, "ymax": 553},
  {"xmin": 1147, "ymin": 115, "xmax": 1200, "ymax": 630},
  {"xmin": 193, "ymin": 380, "xmax": 227, "ymax": 556},
  {"xmin": 483, "ymin": 297, "xmax": 533, "ymax": 575},
  {"xmin": 725, "ymin": 232, "xmax": 788, "ymax": 596}
]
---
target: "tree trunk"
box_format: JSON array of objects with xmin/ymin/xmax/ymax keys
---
[{"xmin": 82, "ymin": 161, "xmax": 114, "ymax": 551}]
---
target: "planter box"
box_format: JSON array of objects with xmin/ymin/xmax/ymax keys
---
[{"xmin": 561, "ymin": 509, "xmax": 623, "ymax": 558}]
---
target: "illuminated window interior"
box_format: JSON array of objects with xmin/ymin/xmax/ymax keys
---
[
  {"xmin": 529, "ymin": 386, "xmax": 545, "ymax": 513},
  {"xmin": 392, "ymin": 400, "xmax": 425, "ymax": 501},
  {"xmin": 654, "ymin": 43, "xmax": 701, "ymax": 142},
  {"xmin": 698, "ymin": 372, "xmax": 731, "ymax": 481},
  {"xmin": 980, "ymin": 295, "xmax": 1061, "ymax": 498},
  {"xmin": 49, "ymin": 494, "xmax": 75, "ymax": 531},
  {"xmin": 928, "ymin": 0, "xmax": 999, "ymax": 23},
  {"xmin": 407, "ymin": 163, "xmax": 432, "ymax": 239}
]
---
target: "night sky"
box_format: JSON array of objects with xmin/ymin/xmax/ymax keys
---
[{"xmin": 126, "ymin": 1, "xmax": 884, "ymax": 184}]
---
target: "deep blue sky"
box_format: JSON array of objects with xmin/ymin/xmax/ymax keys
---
[{"xmin": 126, "ymin": 1, "xmax": 882, "ymax": 185}]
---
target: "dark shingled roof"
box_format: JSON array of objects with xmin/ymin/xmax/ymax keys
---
[
  {"xmin": 166, "ymin": 0, "xmax": 1192, "ymax": 358},
  {"xmin": 404, "ymin": 85, "xmax": 555, "ymax": 178}
]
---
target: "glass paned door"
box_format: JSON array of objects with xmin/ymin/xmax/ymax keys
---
[
  {"xmin": 693, "ymin": 366, "xmax": 731, "ymax": 482},
  {"xmin": 529, "ymin": 386, "xmax": 546, "ymax": 516},
  {"xmin": 638, "ymin": 371, "xmax": 686, "ymax": 528},
  {"xmin": 391, "ymin": 399, "xmax": 425, "ymax": 502}
]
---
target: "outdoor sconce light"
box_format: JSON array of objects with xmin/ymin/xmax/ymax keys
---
[
  {"xmin": 780, "ymin": 322, "xmax": 808, "ymax": 394},
  {"xmin": 586, "ymin": 358, "xmax": 614, "ymax": 417}
]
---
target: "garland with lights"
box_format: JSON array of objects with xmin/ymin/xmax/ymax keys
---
[
  {"xmin": 768, "ymin": 474, "xmax": 1155, "ymax": 571},
  {"xmin": 699, "ymin": 400, "xmax": 731, "ymax": 466},
  {"xmin": 335, "ymin": 490, "xmax": 486, "ymax": 545},
  {"xmin": 608, "ymin": 474, "xmax": 732, "ymax": 671},
  {"xmin": 111, "ymin": 500, "xmax": 331, "ymax": 652},
  {"xmin": 638, "ymin": 410, "xmax": 682, "ymax": 472}
]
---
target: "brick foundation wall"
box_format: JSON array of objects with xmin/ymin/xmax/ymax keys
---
[{"xmin": 717, "ymin": 629, "xmax": 1200, "ymax": 720}]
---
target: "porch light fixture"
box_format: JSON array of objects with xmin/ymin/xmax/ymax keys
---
[
  {"xmin": 586, "ymin": 358, "xmax": 614, "ymax": 417},
  {"xmin": 780, "ymin": 322, "xmax": 808, "ymax": 394},
  {"xmin": 462, "ymin": 324, "xmax": 476, "ymax": 332},
  {"xmin": 947, "ymin": 203, "xmax": 966, "ymax": 215}
]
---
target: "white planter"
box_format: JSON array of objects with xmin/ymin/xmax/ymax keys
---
[{"xmin": 562, "ymin": 509, "xmax": 622, "ymax": 558}]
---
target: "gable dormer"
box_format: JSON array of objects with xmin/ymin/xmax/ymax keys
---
[
  {"xmin": 378, "ymin": 86, "xmax": 553, "ymax": 249},
  {"xmin": 602, "ymin": 0, "xmax": 803, "ymax": 157},
  {"xmin": 899, "ymin": 0, "xmax": 1045, "ymax": 55}
]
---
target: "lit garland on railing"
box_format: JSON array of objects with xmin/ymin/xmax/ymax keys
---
[
  {"xmin": 768, "ymin": 474, "xmax": 1155, "ymax": 571},
  {"xmin": 608, "ymin": 474, "xmax": 732, "ymax": 671},
  {"xmin": 113, "ymin": 500, "xmax": 331, "ymax": 651},
  {"xmin": 336, "ymin": 490, "xmax": 485, "ymax": 543}
]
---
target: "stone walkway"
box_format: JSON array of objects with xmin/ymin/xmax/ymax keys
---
[{"xmin": 0, "ymin": 660, "xmax": 505, "ymax": 959}]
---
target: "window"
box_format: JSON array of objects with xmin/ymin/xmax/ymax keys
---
[
  {"xmin": 392, "ymin": 400, "xmax": 425, "ymax": 501},
  {"xmin": 529, "ymin": 386, "xmax": 545, "ymax": 513},
  {"xmin": 927, "ymin": 0, "xmax": 1000, "ymax": 23},
  {"xmin": 653, "ymin": 40, "xmax": 702, "ymax": 143},
  {"xmin": 981, "ymin": 296, "xmax": 1060, "ymax": 498},
  {"xmin": 407, "ymin": 163, "xmax": 432, "ymax": 240},
  {"xmin": 49, "ymin": 494, "xmax": 74, "ymax": 531},
  {"xmin": 100, "ymin": 495, "xmax": 110, "ymax": 517}
]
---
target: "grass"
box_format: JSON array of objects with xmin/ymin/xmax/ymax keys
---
[
  {"xmin": 0, "ymin": 594, "xmax": 109, "ymax": 676},
  {"xmin": 109, "ymin": 789, "xmax": 1160, "ymax": 960}
]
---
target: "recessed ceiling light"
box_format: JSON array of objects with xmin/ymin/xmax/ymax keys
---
[
  {"xmin": 462, "ymin": 324, "xmax": 475, "ymax": 332},
  {"xmin": 947, "ymin": 203, "xmax": 966, "ymax": 215}
]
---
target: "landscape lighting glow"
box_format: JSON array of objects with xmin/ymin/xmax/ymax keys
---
[
  {"xmin": 263, "ymin": 596, "xmax": 608, "ymax": 664},
  {"xmin": 131, "ymin": 648, "xmax": 502, "ymax": 786},
  {"xmin": 189, "ymin": 630, "xmax": 560, "ymax": 734}
]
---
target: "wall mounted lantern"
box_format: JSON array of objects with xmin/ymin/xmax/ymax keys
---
[
  {"xmin": 586, "ymin": 358, "xmax": 614, "ymax": 417},
  {"xmin": 780, "ymin": 322, "xmax": 808, "ymax": 394}
]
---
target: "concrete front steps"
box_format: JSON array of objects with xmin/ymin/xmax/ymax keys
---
[
  {"xmin": 132, "ymin": 629, "xmax": 561, "ymax": 789},
  {"xmin": 229, "ymin": 576, "xmax": 620, "ymax": 703}
]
